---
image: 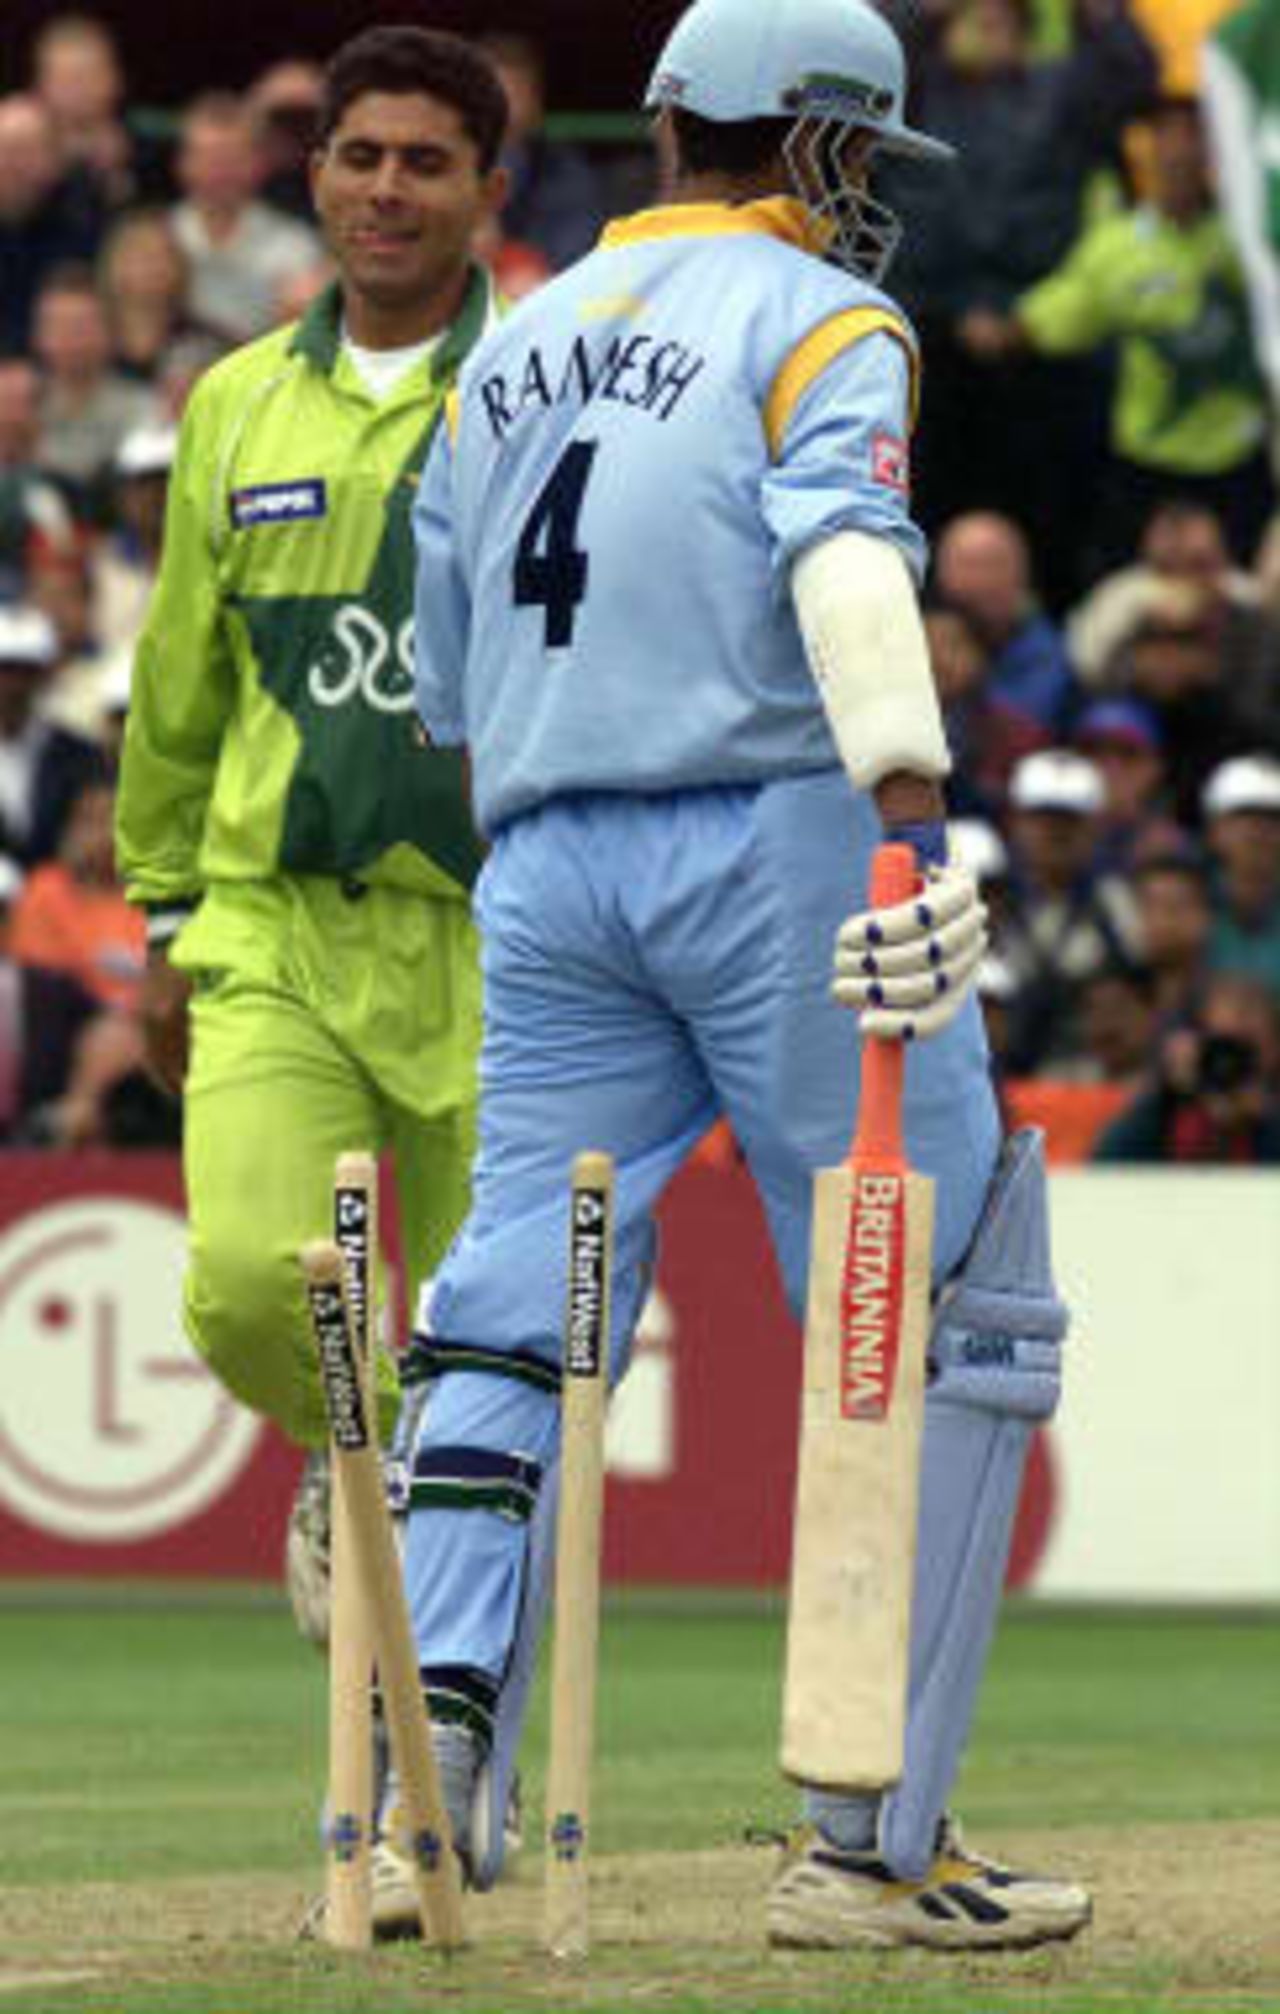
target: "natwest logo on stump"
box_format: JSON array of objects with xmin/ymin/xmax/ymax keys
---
[{"xmin": 0, "ymin": 1197, "xmax": 260, "ymax": 1543}]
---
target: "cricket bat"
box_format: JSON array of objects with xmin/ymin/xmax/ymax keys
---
[
  {"xmin": 302, "ymin": 1240, "xmax": 466, "ymax": 1951},
  {"xmin": 324, "ymin": 1152, "xmax": 377, "ymax": 1948},
  {"xmin": 781, "ymin": 841, "xmax": 935, "ymax": 1792},
  {"xmin": 542, "ymin": 1151, "xmax": 615, "ymax": 1961}
]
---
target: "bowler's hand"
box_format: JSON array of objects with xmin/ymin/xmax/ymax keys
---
[{"xmin": 141, "ymin": 945, "xmax": 193, "ymax": 1096}]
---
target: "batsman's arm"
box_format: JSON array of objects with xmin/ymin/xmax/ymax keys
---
[{"xmin": 791, "ymin": 531, "xmax": 987, "ymax": 1039}]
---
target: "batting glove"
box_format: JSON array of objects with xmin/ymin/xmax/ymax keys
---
[{"xmin": 833, "ymin": 827, "xmax": 988, "ymax": 1041}]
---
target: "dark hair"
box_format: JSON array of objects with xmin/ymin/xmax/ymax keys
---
[
  {"xmin": 669, "ymin": 107, "xmax": 792, "ymax": 179},
  {"xmin": 317, "ymin": 27, "xmax": 508, "ymax": 172},
  {"xmin": 36, "ymin": 260, "xmax": 101, "ymax": 303},
  {"xmin": 1084, "ymin": 958, "xmax": 1155, "ymax": 1004},
  {"xmin": 1149, "ymin": 92, "xmax": 1202, "ymax": 126},
  {"xmin": 1134, "ymin": 849, "xmax": 1210, "ymax": 894}
]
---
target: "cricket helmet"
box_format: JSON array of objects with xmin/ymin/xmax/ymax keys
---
[{"xmin": 646, "ymin": 0, "xmax": 953, "ymax": 282}]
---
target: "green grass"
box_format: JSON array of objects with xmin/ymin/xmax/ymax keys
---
[
  {"xmin": 5, "ymin": 1595, "xmax": 1275, "ymax": 1878},
  {"xmin": 1, "ymin": 1592, "xmax": 1278, "ymax": 2012},
  {"xmin": 967, "ymin": 1605, "xmax": 1280, "ymax": 1831},
  {"xmin": 0, "ymin": 1598, "xmax": 323, "ymax": 1883}
]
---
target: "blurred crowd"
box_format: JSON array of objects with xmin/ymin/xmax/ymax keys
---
[{"xmin": 1, "ymin": 0, "xmax": 1279, "ymax": 1164}]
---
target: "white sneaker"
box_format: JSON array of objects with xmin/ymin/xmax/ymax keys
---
[
  {"xmin": 368, "ymin": 1837, "xmax": 425, "ymax": 1942},
  {"xmin": 767, "ymin": 1817, "xmax": 1091, "ymax": 1952},
  {"xmin": 295, "ymin": 1832, "xmax": 463, "ymax": 1945}
]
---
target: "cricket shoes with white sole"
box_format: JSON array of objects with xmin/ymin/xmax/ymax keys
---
[
  {"xmin": 767, "ymin": 1817, "xmax": 1091, "ymax": 1952},
  {"xmin": 368, "ymin": 1743, "xmax": 523, "ymax": 1940}
]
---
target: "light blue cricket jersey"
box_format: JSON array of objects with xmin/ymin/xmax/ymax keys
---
[{"xmin": 414, "ymin": 198, "xmax": 925, "ymax": 835}]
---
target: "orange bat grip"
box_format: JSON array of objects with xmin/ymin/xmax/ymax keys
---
[{"xmin": 849, "ymin": 842, "xmax": 918, "ymax": 1169}]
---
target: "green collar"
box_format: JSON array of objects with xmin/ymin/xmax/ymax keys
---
[{"xmin": 289, "ymin": 266, "xmax": 493, "ymax": 382}]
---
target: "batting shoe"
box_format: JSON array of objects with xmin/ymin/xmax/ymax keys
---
[
  {"xmin": 369, "ymin": 1736, "xmax": 524, "ymax": 1938},
  {"xmin": 766, "ymin": 1817, "xmax": 1091, "ymax": 1952}
]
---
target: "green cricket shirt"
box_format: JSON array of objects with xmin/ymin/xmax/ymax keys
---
[
  {"xmin": 1018, "ymin": 206, "xmax": 1266, "ymax": 475},
  {"xmin": 116, "ymin": 272, "xmax": 495, "ymax": 922}
]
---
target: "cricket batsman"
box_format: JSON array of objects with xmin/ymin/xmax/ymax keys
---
[{"xmin": 376, "ymin": 0, "xmax": 1090, "ymax": 1955}]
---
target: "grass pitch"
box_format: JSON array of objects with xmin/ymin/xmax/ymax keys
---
[{"xmin": 0, "ymin": 1591, "xmax": 1277, "ymax": 2012}]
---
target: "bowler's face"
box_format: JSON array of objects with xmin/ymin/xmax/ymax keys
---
[{"xmin": 311, "ymin": 91, "xmax": 505, "ymax": 318}]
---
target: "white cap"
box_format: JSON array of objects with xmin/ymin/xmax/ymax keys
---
[
  {"xmin": 1009, "ymin": 749, "xmax": 1105, "ymax": 817},
  {"xmin": 977, "ymin": 953, "xmax": 1019, "ymax": 1004},
  {"xmin": 0, "ymin": 604, "xmax": 58, "ymax": 668},
  {"xmin": 948, "ymin": 817, "xmax": 1009, "ymax": 884},
  {"xmin": 1202, "ymin": 753, "xmax": 1280, "ymax": 819},
  {"xmin": 98, "ymin": 644, "xmax": 134, "ymax": 715},
  {"xmin": 0, "ymin": 854, "xmax": 23, "ymax": 905},
  {"xmin": 646, "ymin": 0, "xmax": 954, "ymax": 161},
  {"xmin": 115, "ymin": 421, "xmax": 178, "ymax": 480}
]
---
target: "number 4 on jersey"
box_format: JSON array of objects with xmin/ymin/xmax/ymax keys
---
[{"xmin": 513, "ymin": 440, "xmax": 598, "ymax": 649}]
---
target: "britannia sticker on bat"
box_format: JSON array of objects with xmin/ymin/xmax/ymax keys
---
[{"xmin": 841, "ymin": 1171, "xmax": 906, "ymax": 1421}]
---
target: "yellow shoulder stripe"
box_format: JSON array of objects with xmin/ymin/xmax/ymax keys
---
[
  {"xmin": 764, "ymin": 309, "xmax": 919, "ymax": 458},
  {"xmin": 444, "ymin": 387, "xmax": 461, "ymax": 444}
]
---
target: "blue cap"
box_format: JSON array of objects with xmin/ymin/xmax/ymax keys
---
[
  {"xmin": 1075, "ymin": 698, "xmax": 1162, "ymax": 753},
  {"xmin": 646, "ymin": 0, "xmax": 954, "ymax": 163}
]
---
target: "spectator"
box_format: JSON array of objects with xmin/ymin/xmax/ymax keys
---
[
  {"xmin": 35, "ymin": 418, "xmax": 174, "ymax": 737},
  {"xmin": 1092, "ymin": 969, "xmax": 1280, "ymax": 1159},
  {"xmin": 1201, "ymin": 753, "xmax": 1280, "ymax": 990},
  {"xmin": 0, "ymin": 92, "xmax": 106, "ymax": 353},
  {"xmin": 169, "ymin": 91, "xmax": 322, "ymax": 343},
  {"xmin": 927, "ymin": 598, "xmax": 1047, "ymax": 820},
  {"xmin": 27, "ymin": 531, "xmax": 99, "ymax": 726},
  {"xmin": 95, "ymin": 420, "xmax": 174, "ymax": 650},
  {"xmin": 98, "ymin": 208, "xmax": 210, "ymax": 383},
  {"xmin": 0, "ymin": 602, "xmax": 105, "ymax": 867},
  {"xmin": 271, "ymin": 260, "xmax": 334, "ymax": 327},
  {"xmin": 247, "ymin": 60, "xmax": 325, "ymax": 221},
  {"xmin": 975, "ymin": 948, "xmax": 1020, "ymax": 1076},
  {"xmin": 1068, "ymin": 496, "xmax": 1263, "ymax": 684},
  {"xmin": 1004, "ymin": 95, "xmax": 1273, "ymax": 575},
  {"xmin": 1128, "ymin": 0, "xmax": 1240, "ymax": 93},
  {"xmin": 1001, "ymin": 747, "xmax": 1142, "ymax": 1070},
  {"xmin": 1132, "ymin": 847, "xmax": 1214, "ymax": 1023},
  {"xmin": 1073, "ymin": 694, "xmax": 1184, "ymax": 868},
  {"xmin": 0, "ymin": 850, "xmax": 104, "ymax": 1143},
  {"xmin": 1258, "ymin": 508, "xmax": 1280, "ymax": 623},
  {"xmin": 1099, "ymin": 579, "xmax": 1280, "ymax": 822},
  {"xmin": 480, "ymin": 33, "xmax": 607, "ymax": 270},
  {"xmin": 475, "ymin": 214, "xmax": 552, "ymax": 300},
  {"xmin": 1202, "ymin": 0, "xmax": 1280, "ymax": 416},
  {"xmin": 934, "ymin": 511, "xmax": 1079, "ymax": 732},
  {"xmin": 1073, "ymin": 958, "xmax": 1158, "ymax": 1082},
  {"xmin": 96, "ymin": 644, "xmax": 131, "ymax": 761},
  {"xmin": 151, "ymin": 329, "xmax": 226, "ymax": 422},
  {"xmin": 9, "ymin": 774, "xmax": 144, "ymax": 1012},
  {"xmin": 32, "ymin": 262, "xmax": 155, "ymax": 523},
  {"xmin": 949, "ymin": 812, "xmax": 1018, "ymax": 952},
  {"xmin": 30, "ymin": 14, "xmax": 160, "ymax": 212},
  {"xmin": 0, "ymin": 356, "xmax": 78, "ymax": 603},
  {"xmin": 878, "ymin": 0, "xmax": 1158, "ymax": 606}
]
